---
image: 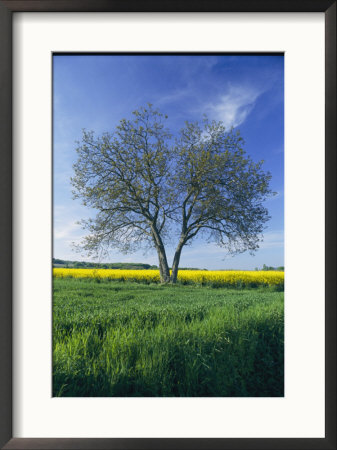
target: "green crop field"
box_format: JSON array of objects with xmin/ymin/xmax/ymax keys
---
[{"xmin": 53, "ymin": 278, "xmax": 284, "ymax": 397}]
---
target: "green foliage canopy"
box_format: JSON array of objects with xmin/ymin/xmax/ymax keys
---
[{"xmin": 71, "ymin": 105, "xmax": 274, "ymax": 282}]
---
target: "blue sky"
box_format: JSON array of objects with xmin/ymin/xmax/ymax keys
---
[{"xmin": 53, "ymin": 54, "xmax": 284, "ymax": 270}]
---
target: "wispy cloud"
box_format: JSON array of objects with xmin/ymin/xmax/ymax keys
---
[
  {"xmin": 155, "ymin": 89, "xmax": 191, "ymax": 106},
  {"xmin": 258, "ymin": 230, "xmax": 284, "ymax": 249},
  {"xmin": 179, "ymin": 230, "xmax": 284, "ymax": 258},
  {"xmin": 53, "ymin": 203, "xmax": 91, "ymax": 242},
  {"xmin": 54, "ymin": 220, "xmax": 83, "ymax": 240},
  {"xmin": 207, "ymin": 85, "xmax": 264, "ymax": 128}
]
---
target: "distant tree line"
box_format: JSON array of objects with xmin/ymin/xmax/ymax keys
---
[
  {"xmin": 255, "ymin": 264, "xmax": 284, "ymax": 271},
  {"xmin": 52, "ymin": 258, "xmax": 205, "ymax": 271},
  {"xmin": 52, "ymin": 258, "xmax": 158, "ymax": 270},
  {"xmin": 53, "ymin": 259, "xmax": 283, "ymax": 271}
]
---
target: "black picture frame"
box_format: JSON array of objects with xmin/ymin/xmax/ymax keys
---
[{"xmin": 0, "ymin": 1, "xmax": 335, "ymax": 449}]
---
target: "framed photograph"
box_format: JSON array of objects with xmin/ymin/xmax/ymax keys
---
[{"xmin": 0, "ymin": 1, "xmax": 335, "ymax": 449}]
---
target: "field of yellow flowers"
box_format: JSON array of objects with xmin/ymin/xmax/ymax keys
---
[{"xmin": 53, "ymin": 268, "xmax": 284, "ymax": 288}]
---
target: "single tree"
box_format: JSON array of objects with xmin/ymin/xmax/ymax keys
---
[{"xmin": 72, "ymin": 105, "xmax": 273, "ymax": 283}]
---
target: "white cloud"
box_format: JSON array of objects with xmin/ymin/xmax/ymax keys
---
[
  {"xmin": 208, "ymin": 85, "xmax": 264, "ymax": 128},
  {"xmin": 53, "ymin": 203, "xmax": 91, "ymax": 242},
  {"xmin": 54, "ymin": 220, "xmax": 83, "ymax": 240},
  {"xmin": 156, "ymin": 89, "xmax": 190, "ymax": 106},
  {"xmin": 179, "ymin": 230, "xmax": 284, "ymax": 259},
  {"xmin": 258, "ymin": 230, "xmax": 284, "ymax": 249}
]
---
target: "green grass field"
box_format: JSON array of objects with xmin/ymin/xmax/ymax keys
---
[{"xmin": 53, "ymin": 278, "xmax": 284, "ymax": 397}]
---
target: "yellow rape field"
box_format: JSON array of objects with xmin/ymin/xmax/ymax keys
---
[{"xmin": 53, "ymin": 268, "xmax": 284, "ymax": 287}]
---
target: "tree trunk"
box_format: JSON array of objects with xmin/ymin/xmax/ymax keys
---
[
  {"xmin": 170, "ymin": 241, "xmax": 184, "ymax": 283},
  {"xmin": 156, "ymin": 244, "xmax": 170, "ymax": 283},
  {"xmin": 151, "ymin": 225, "xmax": 170, "ymax": 283}
]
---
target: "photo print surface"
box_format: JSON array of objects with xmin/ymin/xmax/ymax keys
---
[{"xmin": 53, "ymin": 54, "xmax": 284, "ymax": 397}]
